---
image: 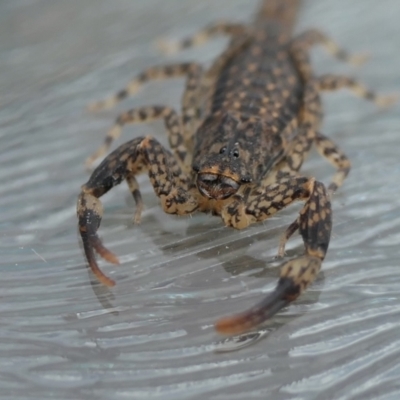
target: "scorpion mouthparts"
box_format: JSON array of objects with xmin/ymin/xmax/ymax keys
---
[{"xmin": 197, "ymin": 173, "xmax": 240, "ymax": 200}]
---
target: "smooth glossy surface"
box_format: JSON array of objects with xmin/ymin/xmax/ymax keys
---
[{"xmin": 1, "ymin": 1, "xmax": 400, "ymax": 398}]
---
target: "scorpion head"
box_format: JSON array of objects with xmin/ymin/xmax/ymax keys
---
[
  {"xmin": 193, "ymin": 143, "xmax": 252, "ymax": 200},
  {"xmin": 192, "ymin": 114, "xmax": 255, "ymax": 200}
]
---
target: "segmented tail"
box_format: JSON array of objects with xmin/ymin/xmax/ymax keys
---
[{"xmin": 254, "ymin": 0, "xmax": 302, "ymax": 34}]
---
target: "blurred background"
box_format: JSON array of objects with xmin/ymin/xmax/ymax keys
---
[{"xmin": 1, "ymin": 0, "xmax": 400, "ymax": 399}]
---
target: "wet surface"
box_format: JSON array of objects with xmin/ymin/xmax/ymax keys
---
[{"xmin": 1, "ymin": 0, "xmax": 400, "ymax": 399}]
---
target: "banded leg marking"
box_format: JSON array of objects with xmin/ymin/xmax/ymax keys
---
[
  {"xmin": 85, "ymin": 105, "xmax": 187, "ymax": 169},
  {"xmin": 126, "ymin": 174, "xmax": 144, "ymax": 224},
  {"xmin": 315, "ymin": 132, "xmax": 351, "ymax": 195},
  {"xmin": 87, "ymin": 62, "xmax": 201, "ymax": 112},
  {"xmin": 293, "ymin": 29, "xmax": 369, "ymax": 66},
  {"xmin": 317, "ymin": 74, "xmax": 397, "ymax": 107}
]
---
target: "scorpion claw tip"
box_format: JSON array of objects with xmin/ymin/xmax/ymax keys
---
[
  {"xmin": 215, "ymin": 314, "xmax": 254, "ymax": 336},
  {"xmin": 104, "ymin": 251, "xmax": 120, "ymax": 265}
]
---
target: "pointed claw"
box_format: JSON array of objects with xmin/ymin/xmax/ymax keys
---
[
  {"xmin": 80, "ymin": 231, "xmax": 117, "ymax": 287},
  {"xmin": 78, "ymin": 191, "xmax": 118, "ymax": 287},
  {"xmin": 90, "ymin": 235, "xmax": 120, "ymax": 265},
  {"xmin": 215, "ymin": 278, "xmax": 295, "ymax": 335}
]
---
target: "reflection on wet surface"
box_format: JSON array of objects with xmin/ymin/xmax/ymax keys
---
[{"xmin": 1, "ymin": 0, "xmax": 400, "ymax": 398}]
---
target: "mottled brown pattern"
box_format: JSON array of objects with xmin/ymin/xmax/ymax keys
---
[{"xmin": 78, "ymin": 0, "xmax": 395, "ymax": 335}]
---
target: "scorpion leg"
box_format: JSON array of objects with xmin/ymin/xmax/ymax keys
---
[
  {"xmin": 157, "ymin": 22, "xmax": 249, "ymax": 54},
  {"xmin": 78, "ymin": 136, "xmax": 198, "ymax": 287},
  {"xmin": 87, "ymin": 62, "xmax": 200, "ymax": 112},
  {"xmin": 314, "ymin": 132, "xmax": 351, "ymax": 195},
  {"xmin": 317, "ymin": 74, "xmax": 397, "ymax": 107},
  {"xmin": 277, "ymin": 218, "xmax": 300, "ymax": 258},
  {"xmin": 292, "ymin": 29, "xmax": 369, "ymax": 67},
  {"xmin": 312, "ymin": 74, "xmax": 396, "ymax": 193},
  {"xmin": 86, "ymin": 64, "xmax": 205, "ymax": 170},
  {"xmin": 216, "ymin": 176, "xmax": 331, "ymax": 334},
  {"xmin": 126, "ymin": 174, "xmax": 144, "ymax": 224},
  {"xmin": 290, "ymin": 29, "xmax": 369, "ymax": 81},
  {"xmin": 284, "ymin": 126, "xmax": 315, "ymax": 172},
  {"xmin": 86, "ymin": 105, "xmax": 186, "ymax": 169}
]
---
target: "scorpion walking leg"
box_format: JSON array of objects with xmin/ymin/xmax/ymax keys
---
[
  {"xmin": 274, "ymin": 126, "xmax": 317, "ymax": 257},
  {"xmin": 274, "ymin": 124, "xmax": 318, "ymax": 256},
  {"xmin": 216, "ymin": 176, "xmax": 332, "ymax": 334},
  {"xmin": 78, "ymin": 136, "xmax": 198, "ymax": 287},
  {"xmin": 87, "ymin": 62, "xmax": 201, "ymax": 112},
  {"xmin": 86, "ymin": 106, "xmax": 186, "ymax": 169},
  {"xmin": 292, "ymin": 29, "xmax": 369, "ymax": 68},
  {"xmin": 126, "ymin": 174, "xmax": 144, "ymax": 224},
  {"xmin": 290, "ymin": 28, "xmax": 369, "ymax": 81},
  {"xmin": 316, "ymin": 74, "xmax": 397, "ymax": 107},
  {"xmin": 311, "ymin": 74, "xmax": 396, "ymax": 193},
  {"xmin": 314, "ymin": 132, "xmax": 351, "ymax": 195},
  {"xmin": 277, "ymin": 218, "xmax": 300, "ymax": 258},
  {"xmin": 87, "ymin": 64, "xmax": 205, "ymax": 169},
  {"xmin": 157, "ymin": 22, "xmax": 249, "ymax": 54},
  {"xmin": 285, "ymin": 127, "xmax": 315, "ymax": 172}
]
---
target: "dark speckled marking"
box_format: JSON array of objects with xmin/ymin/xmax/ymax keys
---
[{"xmin": 79, "ymin": 0, "xmax": 396, "ymax": 336}]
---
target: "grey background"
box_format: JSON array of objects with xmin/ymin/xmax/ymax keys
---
[{"xmin": 1, "ymin": 0, "xmax": 400, "ymax": 399}]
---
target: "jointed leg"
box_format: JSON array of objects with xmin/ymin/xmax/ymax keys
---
[
  {"xmin": 291, "ymin": 28, "xmax": 372, "ymax": 80},
  {"xmin": 311, "ymin": 74, "xmax": 395, "ymax": 192},
  {"xmin": 157, "ymin": 21, "xmax": 249, "ymax": 54},
  {"xmin": 285, "ymin": 127, "xmax": 315, "ymax": 172},
  {"xmin": 292, "ymin": 29, "xmax": 369, "ymax": 68},
  {"xmin": 297, "ymin": 74, "xmax": 395, "ymax": 193},
  {"xmin": 216, "ymin": 176, "xmax": 332, "ymax": 334},
  {"xmin": 315, "ymin": 132, "xmax": 351, "ymax": 195},
  {"xmin": 87, "ymin": 62, "xmax": 206, "ymax": 170},
  {"xmin": 126, "ymin": 174, "xmax": 144, "ymax": 224},
  {"xmin": 278, "ymin": 218, "xmax": 300, "ymax": 258},
  {"xmin": 78, "ymin": 136, "xmax": 198, "ymax": 287},
  {"xmin": 85, "ymin": 105, "xmax": 187, "ymax": 169},
  {"xmin": 87, "ymin": 62, "xmax": 201, "ymax": 112},
  {"xmin": 316, "ymin": 74, "xmax": 397, "ymax": 107}
]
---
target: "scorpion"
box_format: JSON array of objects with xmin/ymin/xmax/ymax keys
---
[{"xmin": 77, "ymin": 0, "xmax": 395, "ymax": 335}]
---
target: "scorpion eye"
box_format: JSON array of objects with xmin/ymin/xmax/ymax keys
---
[
  {"xmin": 232, "ymin": 149, "xmax": 239, "ymax": 158},
  {"xmin": 192, "ymin": 164, "xmax": 200, "ymax": 172},
  {"xmin": 219, "ymin": 146, "xmax": 227, "ymax": 154}
]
